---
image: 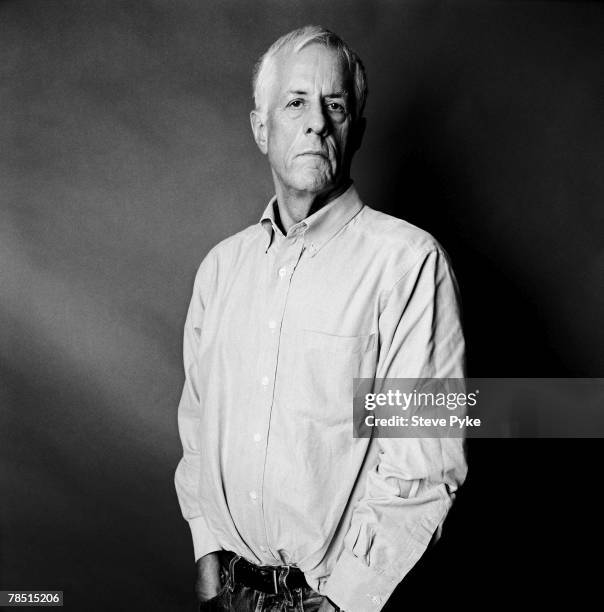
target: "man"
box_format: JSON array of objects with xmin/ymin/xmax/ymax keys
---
[{"xmin": 175, "ymin": 25, "xmax": 466, "ymax": 612}]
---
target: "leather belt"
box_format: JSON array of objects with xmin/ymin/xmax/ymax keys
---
[{"xmin": 222, "ymin": 552, "xmax": 308, "ymax": 594}]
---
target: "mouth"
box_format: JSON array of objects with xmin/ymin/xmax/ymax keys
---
[{"xmin": 297, "ymin": 151, "xmax": 329, "ymax": 159}]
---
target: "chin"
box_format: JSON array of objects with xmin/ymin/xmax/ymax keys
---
[{"xmin": 291, "ymin": 170, "xmax": 335, "ymax": 194}]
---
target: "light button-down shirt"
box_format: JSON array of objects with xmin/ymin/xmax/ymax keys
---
[{"xmin": 175, "ymin": 184, "xmax": 467, "ymax": 612}]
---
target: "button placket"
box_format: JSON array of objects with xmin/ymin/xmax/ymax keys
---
[
  {"xmin": 252, "ymin": 236, "xmax": 306, "ymax": 561},
  {"xmin": 257, "ymin": 238, "xmax": 307, "ymax": 559}
]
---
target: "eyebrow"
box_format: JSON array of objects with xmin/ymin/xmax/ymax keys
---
[{"xmin": 286, "ymin": 89, "xmax": 348, "ymax": 98}]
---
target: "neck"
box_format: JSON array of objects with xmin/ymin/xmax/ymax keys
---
[{"xmin": 273, "ymin": 178, "xmax": 351, "ymax": 234}]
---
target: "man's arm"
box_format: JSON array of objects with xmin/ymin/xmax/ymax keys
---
[
  {"xmin": 195, "ymin": 553, "xmax": 222, "ymax": 602},
  {"xmin": 323, "ymin": 247, "xmax": 468, "ymax": 612},
  {"xmin": 174, "ymin": 254, "xmax": 223, "ymax": 597}
]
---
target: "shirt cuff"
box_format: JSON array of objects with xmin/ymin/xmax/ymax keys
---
[
  {"xmin": 322, "ymin": 550, "xmax": 400, "ymax": 612},
  {"xmin": 189, "ymin": 516, "xmax": 221, "ymax": 562}
]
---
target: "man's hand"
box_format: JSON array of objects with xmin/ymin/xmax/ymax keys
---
[{"xmin": 195, "ymin": 552, "xmax": 222, "ymax": 602}]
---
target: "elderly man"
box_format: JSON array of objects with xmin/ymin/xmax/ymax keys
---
[{"xmin": 175, "ymin": 25, "xmax": 466, "ymax": 612}]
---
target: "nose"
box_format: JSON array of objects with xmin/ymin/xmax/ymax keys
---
[{"xmin": 305, "ymin": 102, "xmax": 328, "ymax": 137}]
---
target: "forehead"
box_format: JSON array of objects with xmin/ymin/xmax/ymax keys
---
[{"xmin": 272, "ymin": 44, "xmax": 350, "ymax": 96}]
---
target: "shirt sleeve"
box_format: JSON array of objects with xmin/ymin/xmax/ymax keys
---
[
  {"xmin": 323, "ymin": 247, "xmax": 468, "ymax": 612},
  {"xmin": 174, "ymin": 253, "xmax": 222, "ymax": 562}
]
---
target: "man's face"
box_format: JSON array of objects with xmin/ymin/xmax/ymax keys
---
[{"xmin": 253, "ymin": 44, "xmax": 358, "ymax": 198}]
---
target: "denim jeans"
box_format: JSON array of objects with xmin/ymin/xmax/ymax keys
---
[{"xmin": 198, "ymin": 554, "xmax": 332, "ymax": 612}]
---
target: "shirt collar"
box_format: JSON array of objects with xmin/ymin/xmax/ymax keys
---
[{"xmin": 259, "ymin": 182, "xmax": 364, "ymax": 257}]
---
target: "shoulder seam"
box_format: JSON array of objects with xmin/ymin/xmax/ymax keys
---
[{"xmin": 381, "ymin": 246, "xmax": 440, "ymax": 304}]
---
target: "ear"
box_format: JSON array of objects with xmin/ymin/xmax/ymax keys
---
[{"xmin": 250, "ymin": 110, "xmax": 268, "ymax": 155}]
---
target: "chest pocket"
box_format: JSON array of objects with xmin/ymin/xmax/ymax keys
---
[
  {"xmin": 302, "ymin": 329, "xmax": 377, "ymax": 354},
  {"xmin": 285, "ymin": 329, "xmax": 378, "ymax": 426}
]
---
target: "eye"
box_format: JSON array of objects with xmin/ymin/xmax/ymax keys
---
[
  {"xmin": 287, "ymin": 99, "xmax": 304, "ymax": 109},
  {"xmin": 327, "ymin": 102, "xmax": 345, "ymax": 112}
]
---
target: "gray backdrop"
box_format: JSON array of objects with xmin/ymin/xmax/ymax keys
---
[{"xmin": 2, "ymin": 1, "xmax": 603, "ymax": 610}]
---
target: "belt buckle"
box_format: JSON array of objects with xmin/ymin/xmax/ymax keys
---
[{"xmin": 272, "ymin": 568, "xmax": 279, "ymax": 594}]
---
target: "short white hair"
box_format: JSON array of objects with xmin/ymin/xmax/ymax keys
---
[{"xmin": 252, "ymin": 25, "xmax": 368, "ymax": 121}]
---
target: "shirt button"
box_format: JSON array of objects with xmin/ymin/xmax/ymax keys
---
[
  {"xmin": 249, "ymin": 490, "xmax": 258, "ymax": 501},
  {"xmin": 259, "ymin": 545, "xmax": 267, "ymax": 552},
  {"xmin": 371, "ymin": 595, "xmax": 381, "ymax": 605},
  {"xmin": 261, "ymin": 376, "xmax": 269, "ymax": 386},
  {"xmin": 268, "ymin": 320, "xmax": 276, "ymax": 330},
  {"xmin": 278, "ymin": 267, "xmax": 287, "ymax": 278},
  {"xmin": 253, "ymin": 433, "xmax": 262, "ymax": 442}
]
